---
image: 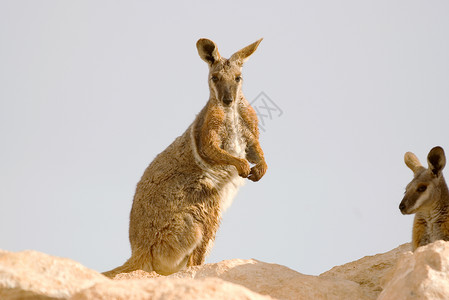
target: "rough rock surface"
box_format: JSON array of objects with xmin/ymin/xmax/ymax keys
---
[
  {"xmin": 320, "ymin": 243, "xmax": 411, "ymax": 299},
  {"xmin": 2, "ymin": 242, "xmax": 449, "ymax": 300},
  {"xmin": 70, "ymin": 277, "xmax": 273, "ymax": 300},
  {"xmin": 169, "ymin": 258, "xmax": 370, "ymax": 300},
  {"xmin": 112, "ymin": 269, "xmax": 161, "ymax": 280},
  {"xmin": 0, "ymin": 250, "xmax": 108, "ymax": 300},
  {"xmin": 379, "ymin": 240, "xmax": 449, "ymax": 300}
]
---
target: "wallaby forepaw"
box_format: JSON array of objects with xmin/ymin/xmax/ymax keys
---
[
  {"xmin": 248, "ymin": 162, "xmax": 267, "ymax": 182},
  {"xmin": 236, "ymin": 160, "xmax": 251, "ymax": 178}
]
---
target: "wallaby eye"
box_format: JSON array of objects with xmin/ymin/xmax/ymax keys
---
[
  {"xmin": 417, "ymin": 185, "xmax": 427, "ymax": 192},
  {"xmin": 235, "ymin": 76, "xmax": 242, "ymax": 82},
  {"xmin": 211, "ymin": 76, "xmax": 219, "ymax": 82}
]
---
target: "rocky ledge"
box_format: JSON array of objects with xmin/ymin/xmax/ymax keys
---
[{"xmin": 1, "ymin": 241, "xmax": 449, "ymax": 299}]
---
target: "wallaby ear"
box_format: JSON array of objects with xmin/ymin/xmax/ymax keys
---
[
  {"xmin": 229, "ymin": 38, "xmax": 263, "ymax": 66},
  {"xmin": 427, "ymin": 146, "xmax": 446, "ymax": 176},
  {"xmin": 197, "ymin": 38, "xmax": 221, "ymax": 66},
  {"xmin": 404, "ymin": 152, "xmax": 423, "ymax": 174}
]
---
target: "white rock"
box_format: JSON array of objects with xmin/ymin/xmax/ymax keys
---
[
  {"xmin": 320, "ymin": 243, "xmax": 411, "ymax": 298},
  {"xmin": 169, "ymin": 258, "xmax": 371, "ymax": 300},
  {"xmin": 379, "ymin": 240, "xmax": 449, "ymax": 300},
  {"xmin": 70, "ymin": 277, "xmax": 273, "ymax": 300},
  {"xmin": 1, "ymin": 243, "xmax": 437, "ymax": 300},
  {"xmin": 0, "ymin": 250, "xmax": 108, "ymax": 300}
]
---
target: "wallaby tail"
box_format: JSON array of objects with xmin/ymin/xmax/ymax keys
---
[{"xmin": 102, "ymin": 258, "xmax": 138, "ymax": 279}]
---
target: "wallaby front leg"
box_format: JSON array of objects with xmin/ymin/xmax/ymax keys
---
[
  {"xmin": 203, "ymin": 131, "xmax": 250, "ymax": 177},
  {"xmin": 246, "ymin": 141, "xmax": 267, "ymax": 182},
  {"xmin": 239, "ymin": 104, "xmax": 267, "ymax": 181},
  {"xmin": 201, "ymin": 109, "xmax": 250, "ymax": 178}
]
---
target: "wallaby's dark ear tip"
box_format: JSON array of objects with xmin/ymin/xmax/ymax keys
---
[
  {"xmin": 428, "ymin": 146, "xmax": 446, "ymax": 175},
  {"xmin": 429, "ymin": 146, "xmax": 445, "ymax": 162},
  {"xmin": 431, "ymin": 146, "xmax": 445, "ymax": 154}
]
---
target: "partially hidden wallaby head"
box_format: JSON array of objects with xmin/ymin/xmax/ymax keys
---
[
  {"xmin": 400, "ymin": 146, "xmax": 449, "ymax": 250},
  {"xmin": 102, "ymin": 38, "xmax": 267, "ymax": 278}
]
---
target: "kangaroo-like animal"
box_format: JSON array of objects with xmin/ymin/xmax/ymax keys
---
[
  {"xmin": 399, "ymin": 146, "xmax": 449, "ymax": 251},
  {"xmin": 103, "ymin": 38, "xmax": 267, "ymax": 277}
]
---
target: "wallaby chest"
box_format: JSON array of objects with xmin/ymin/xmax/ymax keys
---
[
  {"xmin": 419, "ymin": 210, "xmax": 449, "ymax": 242},
  {"xmin": 220, "ymin": 104, "xmax": 247, "ymax": 159}
]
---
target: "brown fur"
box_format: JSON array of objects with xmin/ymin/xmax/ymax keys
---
[
  {"xmin": 102, "ymin": 38, "xmax": 267, "ymax": 278},
  {"xmin": 399, "ymin": 146, "xmax": 449, "ymax": 251}
]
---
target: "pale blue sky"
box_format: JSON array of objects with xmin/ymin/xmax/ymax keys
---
[{"xmin": 1, "ymin": 0, "xmax": 448, "ymax": 275}]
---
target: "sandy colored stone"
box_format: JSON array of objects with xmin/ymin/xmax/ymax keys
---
[
  {"xmin": 320, "ymin": 243, "xmax": 411, "ymax": 298},
  {"xmin": 112, "ymin": 269, "xmax": 160, "ymax": 280},
  {"xmin": 0, "ymin": 250, "xmax": 108, "ymax": 300},
  {"xmin": 70, "ymin": 277, "xmax": 273, "ymax": 300},
  {"xmin": 0, "ymin": 250, "xmax": 10, "ymax": 258},
  {"xmin": 379, "ymin": 240, "xmax": 449, "ymax": 300},
  {"xmin": 6, "ymin": 242, "xmax": 449, "ymax": 300},
  {"xmin": 169, "ymin": 258, "xmax": 370, "ymax": 300}
]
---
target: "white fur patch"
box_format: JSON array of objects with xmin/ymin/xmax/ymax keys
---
[
  {"xmin": 218, "ymin": 175, "xmax": 245, "ymax": 212},
  {"xmin": 225, "ymin": 103, "xmax": 247, "ymax": 158},
  {"xmin": 410, "ymin": 189, "xmax": 431, "ymax": 212}
]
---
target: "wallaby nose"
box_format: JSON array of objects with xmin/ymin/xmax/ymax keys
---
[
  {"xmin": 399, "ymin": 202, "xmax": 406, "ymax": 213},
  {"xmin": 223, "ymin": 98, "xmax": 233, "ymax": 105}
]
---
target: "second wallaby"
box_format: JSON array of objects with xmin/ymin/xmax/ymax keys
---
[
  {"xmin": 103, "ymin": 38, "xmax": 267, "ymax": 278},
  {"xmin": 399, "ymin": 146, "xmax": 449, "ymax": 251}
]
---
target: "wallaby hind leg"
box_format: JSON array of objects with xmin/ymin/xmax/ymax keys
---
[
  {"xmin": 151, "ymin": 248, "xmax": 191, "ymax": 276},
  {"xmin": 149, "ymin": 215, "xmax": 204, "ymax": 275},
  {"xmin": 188, "ymin": 237, "xmax": 213, "ymax": 266}
]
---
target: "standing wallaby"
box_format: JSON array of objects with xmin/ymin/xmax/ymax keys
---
[
  {"xmin": 399, "ymin": 146, "xmax": 449, "ymax": 251},
  {"xmin": 103, "ymin": 38, "xmax": 267, "ymax": 278}
]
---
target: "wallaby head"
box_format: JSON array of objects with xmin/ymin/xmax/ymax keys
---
[
  {"xmin": 196, "ymin": 38, "xmax": 262, "ymax": 107},
  {"xmin": 400, "ymin": 146, "xmax": 447, "ymax": 215}
]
